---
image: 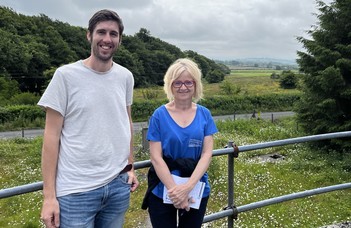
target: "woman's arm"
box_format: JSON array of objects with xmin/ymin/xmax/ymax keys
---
[
  {"xmin": 187, "ymin": 135, "xmax": 213, "ymax": 187},
  {"xmin": 149, "ymin": 141, "xmax": 177, "ymax": 190}
]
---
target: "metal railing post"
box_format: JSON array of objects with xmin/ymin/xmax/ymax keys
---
[
  {"xmin": 227, "ymin": 141, "xmax": 234, "ymax": 228},
  {"xmin": 141, "ymin": 128, "xmax": 149, "ymax": 150}
]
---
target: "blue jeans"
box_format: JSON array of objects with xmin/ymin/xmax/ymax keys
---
[
  {"xmin": 148, "ymin": 193, "xmax": 209, "ymax": 228},
  {"xmin": 57, "ymin": 172, "xmax": 131, "ymax": 228}
]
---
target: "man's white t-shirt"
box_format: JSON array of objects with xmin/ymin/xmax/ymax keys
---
[{"xmin": 38, "ymin": 60, "xmax": 134, "ymax": 197}]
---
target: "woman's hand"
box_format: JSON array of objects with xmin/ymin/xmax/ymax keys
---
[{"xmin": 168, "ymin": 184, "xmax": 193, "ymax": 210}]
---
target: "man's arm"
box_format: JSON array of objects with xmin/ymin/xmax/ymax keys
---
[{"xmin": 40, "ymin": 108, "xmax": 63, "ymax": 228}]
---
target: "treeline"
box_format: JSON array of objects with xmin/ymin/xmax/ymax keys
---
[{"xmin": 0, "ymin": 6, "xmax": 230, "ymax": 104}]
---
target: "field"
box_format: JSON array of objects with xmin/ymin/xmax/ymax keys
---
[{"xmin": 133, "ymin": 69, "xmax": 300, "ymax": 102}]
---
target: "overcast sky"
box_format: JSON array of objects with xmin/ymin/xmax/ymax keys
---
[{"xmin": 0, "ymin": 0, "xmax": 332, "ymax": 61}]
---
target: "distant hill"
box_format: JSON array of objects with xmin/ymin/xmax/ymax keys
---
[
  {"xmin": 215, "ymin": 58, "xmax": 298, "ymax": 70},
  {"xmin": 236, "ymin": 58, "xmax": 297, "ymax": 65}
]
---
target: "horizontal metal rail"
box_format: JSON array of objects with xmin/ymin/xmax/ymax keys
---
[
  {"xmin": 0, "ymin": 182, "xmax": 43, "ymax": 199},
  {"xmin": 1, "ymin": 131, "xmax": 350, "ymax": 199},
  {"xmin": 212, "ymin": 131, "xmax": 351, "ymax": 156},
  {"xmin": 0, "ymin": 160, "xmax": 152, "ymax": 199},
  {"xmin": 203, "ymin": 182, "xmax": 351, "ymax": 223}
]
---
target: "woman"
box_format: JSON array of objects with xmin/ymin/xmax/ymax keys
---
[{"xmin": 142, "ymin": 58, "xmax": 218, "ymax": 228}]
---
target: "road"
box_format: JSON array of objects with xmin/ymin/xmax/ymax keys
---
[{"xmin": 0, "ymin": 111, "xmax": 294, "ymax": 139}]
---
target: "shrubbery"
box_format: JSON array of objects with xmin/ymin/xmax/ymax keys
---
[
  {"xmin": 199, "ymin": 93, "xmax": 300, "ymax": 116},
  {"xmin": 0, "ymin": 93, "xmax": 300, "ymax": 127},
  {"xmin": 279, "ymin": 70, "xmax": 299, "ymax": 89},
  {"xmin": 0, "ymin": 105, "xmax": 45, "ymax": 126}
]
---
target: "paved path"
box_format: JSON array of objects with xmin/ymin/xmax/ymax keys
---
[{"xmin": 0, "ymin": 111, "xmax": 294, "ymax": 139}]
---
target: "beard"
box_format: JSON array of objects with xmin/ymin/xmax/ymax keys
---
[{"xmin": 92, "ymin": 43, "xmax": 118, "ymax": 62}]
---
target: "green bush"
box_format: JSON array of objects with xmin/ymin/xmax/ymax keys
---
[
  {"xmin": 205, "ymin": 69, "xmax": 225, "ymax": 83},
  {"xmin": 132, "ymin": 100, "xmax": 166, "ymax": 121},
  {"xmin": 0, "ymin": 105, "xmax": 45, "ymax": 130},
  {"xmin": 9, "ymin": 92, "xmax": 40, "ymax": 105},
  {"xmin": 141, "ymin": 88, "xmax": 159, "ymax": 100},
  {"xmin": 219, "ymin": 80, "xmax": 241, "ymax": 95},
  {"xmin": 0, "ymin": 107, "xmax": 11, "ymax": 124},
  {"xmin": 199, "ymin": 93, "xmax": 301, "ymax": 116},
  {"xmin": 280, "ymin": 70, "xmax": 298, "ymax": 89},
  {"xmin": 5, "ymin": 105, "xmax": 45, "ymax": 121}
]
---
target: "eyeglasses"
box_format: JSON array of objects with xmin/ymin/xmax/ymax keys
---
[{"xmin": 172, "ymin": 80, "xmax": 195, "ymax": 88}]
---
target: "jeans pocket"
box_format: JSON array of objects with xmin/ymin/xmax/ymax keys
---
[{"xmin": 118, "ymin": 172, "xmax": 131, "ymax": 185}]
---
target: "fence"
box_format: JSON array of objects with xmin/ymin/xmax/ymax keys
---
[{"xmin": 1, "ymin": 131, "xmax": 351, "ymax": 227}]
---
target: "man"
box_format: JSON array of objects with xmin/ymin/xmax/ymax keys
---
[{"xmin": 39, "ymin": 9, "xmax": 139, "ymax": 228}]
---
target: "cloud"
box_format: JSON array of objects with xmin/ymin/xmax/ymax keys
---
[{"xmin": 0, "ymin": 0, "xmax": 333, "ymax": 60}]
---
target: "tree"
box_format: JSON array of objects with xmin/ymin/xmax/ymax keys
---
[
  {"xmin": 206, "ymin": 69, "xmax": 225, "ymax": 83},
  {"xmin": 151, "ymin": 50, "xmax": 175, "ymax": 85},
  {"xmin": 135, "ymin": 28, "xmax": 152, "ymax": 43},
  {"xmin": 115, "ymin": 46, "xmax": 145, "ymax": 87},
  {"xmin": 0, "ymin": 75, "xmax": 20, "ymax": 106},
  {"xmin": 185, "ymin": 51, "xmax": 211, "ymax": 77},
  {"xmin": 217, "ymin": 63, "xmax": 231, "ymax": 75},
  {"xmin": 41, "ymin": 25, "xmax": 77, "ymax": 66},
  {"xmin": 22, "ymin": 35, "xmax": 50, "ymax": 94},
  {"xmin": 54, "ymin": 21, "xmax": 90, "ymax": 59},
  {"xmin": 0, "ymin": 29, "xmax": 31, "ymax": 83},
  {"xmin": 296, "ymin": 0, "xmax": 351, "ymax": 150},
  {"xmin": 279, "ymin": 70, "xmax": 298, "ymax": 89},
  {"xmin": 184, "ymin": 50, "xmax": 228, "ymax": 83}
]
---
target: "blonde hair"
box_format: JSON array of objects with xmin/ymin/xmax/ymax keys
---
[{"xmin": 163, "ymin": 58, "xmax": 203, "ymax": 102}]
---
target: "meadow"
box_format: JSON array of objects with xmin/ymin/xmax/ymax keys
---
[
  {"xmin": 204, "ymin": 69, "xmax": 300, "ymax": 97},
  {"xmin": 133, "ymin": 69, "xmax": 300, "ymax": 102},
  {"xmin": 0, "ymin": 70, "xmax": 350, "ymax": 227}
]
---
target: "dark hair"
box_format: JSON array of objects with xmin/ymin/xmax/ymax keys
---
[{"xmin": 88, "ymin": 9, "xmax": 124, "ymax": 35}]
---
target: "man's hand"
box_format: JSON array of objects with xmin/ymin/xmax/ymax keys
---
[
  {"xmin": 40, "ymin": 198, "xmax": 60, "ymax": 228},
  {"xmin": 128, "ymin": 171, "xmax": 139, "ymax": 192}
]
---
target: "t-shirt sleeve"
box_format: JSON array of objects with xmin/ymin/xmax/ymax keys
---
[
  {"xmin": 204, "ymin": 107, "xmax": 218, "ymax": 136},
  {"xmin": 126, "ymin": 71, "xmax": 134, "ymax": 106},
  {"xmin": 146, "ymin": 111, "xmax": 161, "ymax": 142},
  {"xmin": 37, "ymin": 69, "xmax": 67, "ymax": 117}
]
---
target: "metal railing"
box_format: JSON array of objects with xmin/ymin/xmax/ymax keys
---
[{"xmin": 1, "ymin": 131, "xmax": 351, "ymax": 227}]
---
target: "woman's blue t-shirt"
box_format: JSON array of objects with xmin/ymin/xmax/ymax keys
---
[{"xmin": 147, "ymin": 104, "xmax": 218, "ymax": 198}]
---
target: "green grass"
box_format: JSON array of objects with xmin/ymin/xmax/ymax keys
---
[
  {"xmin": 206, "ymin": 118, "xmax": 351, "ymax": 227},
  {"xmin": 0, "ymin": 138, "xmax": 43, "ymax": 228},
  {"xmin": 1, "ymin": 117, "xmax": 350, "ymax": 227}
]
